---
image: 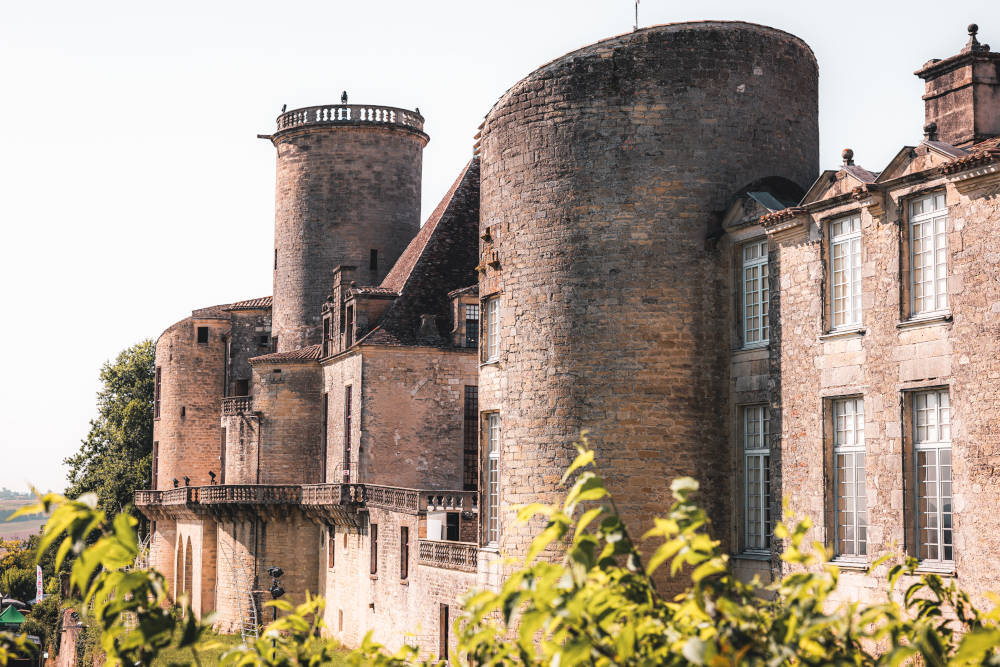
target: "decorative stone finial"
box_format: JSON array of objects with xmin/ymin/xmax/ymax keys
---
[
  {"xmin": 963, "ymin": 23, "xmax": 991, "ymax": 53},
  {"xmin": 842, "ymin": 148, "xmax": 855, "ymax": 166},
  {"xmin": 341, "ymin": 90, "xmax": 348, "ymax": 104},
  {"xmin": 183, "ymin": 475, "xmax": 190, "ymax": 486},
  {"xmin": 923, "ymin": 122, "xmax": 938, "ymax": 141}
]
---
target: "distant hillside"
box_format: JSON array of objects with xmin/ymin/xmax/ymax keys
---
[{"xmin": 0, "ymin": 488, "xmax": 32, "ymax": 501}]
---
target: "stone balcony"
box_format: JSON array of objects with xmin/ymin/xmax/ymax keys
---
[
  {"xmin": 221, "ymin": 395, "xmax": 253, "ymax": 416},
  {"xmin": 417, "ymin": 539, "xmax": 478, "ymax": 573},
  {"xmin": 135, "ymin": 484, "xmax": 478, "ymax": 528}
]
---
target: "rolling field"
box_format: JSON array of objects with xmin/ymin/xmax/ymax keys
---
[{"xmin": 0, "ymin": 498, "xmax": 46, "ymax": 541}]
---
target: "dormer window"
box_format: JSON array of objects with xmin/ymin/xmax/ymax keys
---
[{"xmin": 464, "ymin": 304, "xmax": 479, "ymax": 348}]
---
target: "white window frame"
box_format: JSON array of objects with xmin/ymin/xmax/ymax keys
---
[
  {"xmin": 829, "ymin": 215, "xmax": 862, "ymax": 329},
  {"xmin": 742, "ymin": 405, "xmax": 770, "ymax": 552},
  {"xmin": 483, "ymin": 297, "xmax": 500, "ymax": 362},
  {"xmin": 913, "ymin": 389, "xmax": 952, "ymax": 564},
  {"xmin": 742, "ymin": 240, "xmax": 769, "ymax": 347},
  {"xmin": 485, "ymin": 413, "xmax": 500, "ymax": 547},
  {"xmin": 908, "ymin": 192, "xmax": 949, "ymax": 317},
  {"xmin": 832, "ymin": 397, "xmax": 866, "ymax": 558}
]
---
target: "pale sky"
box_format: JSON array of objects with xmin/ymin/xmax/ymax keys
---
[{"xmin": 1, "ymin": 0, "xmax": 997, "ymax": 493}]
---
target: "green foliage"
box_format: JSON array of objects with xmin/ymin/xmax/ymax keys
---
[
  {"xmin": 1, "ymin": 441, "xmax": 999, "ymax": 666},
  {"xmin": 64, "ymin": 339, "xmax": 155, "ymax": 519},
  {"xmin": 20, "ymin": 594, "xmax": 61, "ymax": 654},
  {"xmin": 0, "ymin": 567, "xmax": 34, "ymax": 602}
]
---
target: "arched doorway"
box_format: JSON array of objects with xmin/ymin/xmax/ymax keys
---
[{"xmin": 184, "ymin": 537, "xmax": 193, "ymax": 599}]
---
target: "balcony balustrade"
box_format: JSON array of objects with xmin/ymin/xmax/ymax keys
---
[
  {"xmin": 417, "ymin": 539, "xmax": 478, "ymax": 572},
  {"xmin": 221, "ymin": 396, "xmax": 253, "ymax": 416}
]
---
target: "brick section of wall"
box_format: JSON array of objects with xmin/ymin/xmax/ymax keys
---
[
  {"xmin": 323, "ymin": 508, "xmax": 475, "ymax": 658},
  {"xmin": 259, "ymin": 514, "xmax": 321, "ymax": 616},
  {"xmin": 149, "ymin": 519, "xmax": 177, "ymax": 588},
  {"xmin": 270, "ymin": 126, "xmax": 426, "ymax": 351},
  {"xmin": 251, "ymin": 361, "xmax": 323, "ymax": 484},
  {"xmin": 320, "ymin": 352, "xmax": 363, "ymax": 483},
  {"xmin": 478, "ymin": 22, "xmax": 818, "ymax": 576},
  {"xmin": 154, "ymin": 312, "xmax": 229, "ymax": 489}
]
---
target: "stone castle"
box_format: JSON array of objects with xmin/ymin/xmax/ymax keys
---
[{"xmin": 137, "ymin": 21, "xmax": 1000, "ymax": 655}]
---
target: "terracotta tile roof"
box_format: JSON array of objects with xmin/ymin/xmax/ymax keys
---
[
  {"xmin": 224, "ymin": 296, "xmax": 273, "ymax": 311},
  {"xmin": 354, "ymin": 326, "xmax": 407, "ymax": 347},
  {"xmin": 191, "ymin": 303, "xmax": 232, "ymax": 319},
  {"xmin": 350, "ymin": 286, "xmax": 399, "ymax": 297},
  {"xmin": 249, "ymin": 344, "xmax": 322, "ymax": 364},
  {"xmin": 943, "ymin": 137, "xmax": 1000, "ymax": 174}
]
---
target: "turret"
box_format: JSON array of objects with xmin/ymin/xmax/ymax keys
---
[{"xmin": 263, "ymin": 100, "xmax": 428, "ymax": 352}]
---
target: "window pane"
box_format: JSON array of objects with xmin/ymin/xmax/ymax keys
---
[
  {"xmin": 742, "ymin": 241, "xmax": 769, "ymax": 345},
  {"xmin": 742, "ymin": 405, "xmax": 771, "ymax": 551}
]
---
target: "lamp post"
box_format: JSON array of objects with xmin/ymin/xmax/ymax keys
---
[{"xmin": 267, "ymin": 566, "xmax": 284, "ymax": 655}]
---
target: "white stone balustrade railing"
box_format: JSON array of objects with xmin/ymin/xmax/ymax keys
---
[
  {"xmin": 276, "ymin": 104, "xmax": 424, "ymax": 133},
  {"xmin": 417, "ymin": 540, "xmax": 478, "ymax": 572}
]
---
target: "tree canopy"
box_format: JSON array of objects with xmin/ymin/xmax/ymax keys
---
[{"xmin": 63, "ymin": 340, "xmax": 154, "ymax": 518}]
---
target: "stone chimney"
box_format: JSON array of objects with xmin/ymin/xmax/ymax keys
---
[{"xmin": 915, "ymin": 24, "xmax": 1000, "ymax": 148}]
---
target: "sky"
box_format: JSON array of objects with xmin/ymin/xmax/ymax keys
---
[{"xmin": 1, "ymin": 0, "xmax": 997, "ymax": 493}]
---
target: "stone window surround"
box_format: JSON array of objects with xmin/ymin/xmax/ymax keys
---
[
  {"xmin": 481, "ymin": 411, "xmax": 501, "ymax": 548},
  {"xmin": 826, "ymin": 213, "xmax": 864, "ymax": 332},
  {"xmin": 740, "ymin": 238, "xmax": 770, "ymax": 349},
  {"xmin": 900, "ymin": 384, "xmax": 956, "ymax": 574},
  {"xmin": 830, "ymin": 396, "xmax": 867, "ymax": 561},
  {"xmin": 740, "ymin": 404, "xmax": 771, "ymax": 555},
  {"xmin": 895, "ymin": 186, "xmax": 951, "ymax": 325}
]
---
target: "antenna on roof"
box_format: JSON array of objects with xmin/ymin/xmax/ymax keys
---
[{"xmin": 634, "ymin": 0, "xmax": 639, "ymax": 31}]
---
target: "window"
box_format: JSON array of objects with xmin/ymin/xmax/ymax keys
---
[
  {"xmin": 370, "ymin": 249, "xmax": 378, "ymax": 272},
  {"xmin": 328, "ymin": 526, "xmax": 335, "ymax": 568},
  {"xmin": 909, "ymin": 192, "xmax": 948, "ymax": 316},
  {"xmin": 321, "ymin": 393, "xmax": 329, "ymax": 482},
  {"xmin": 439, "ymin": 604, "xmax": 450, "ymax": 660},
  {"xmin": 914, "ymin": 389, "xmax": 952, "ymax": 563},
  {"xmin": 152, "ymin": 441, "xmax": 159, "ymax": 489},
  {"xmin": 400, "ymin": 526, "xmax": 409, "ymax": 580},
  {"xmin": 742, "ymin": 240, "xmax": 769, "ymax": 346},
  {"xmin": 274, "ymin": 248, "xmax": 278, "ymax": 270},
  {"xmin": 833, "ymin": 397, "xmax": 866, "ymax": 557},
  {"xmin": 445, "ymin": 513, "xmax": 460, "ymax": 541},
  {"xmin": 345, "ymin": 306, "xmax": 355, "ymax": 347},
  {"xmin": 485, "ymin": 413, "xmax": 500, "ymax": 546},
  {"xmin": 154, "ymin": 367, "xmax": 161, "ymax": 419},
  {"xmin": 270, "ymin": 336, "xmax": 278, "ymax": 353},
  {"xmin": 463, "ymin": 386, "xmax": 479, "ymax": 491},
  {"xmin": 370, "ymin": 523, "xmax": 378, "ymax": 575},
  {"xmin": 197, "ymin": 326, "xmax": 209, "ymax": 344},
  {"xmin": 464, "ymin": 304, "xmax": 479, "ymax": 349},
  {"xmin": 343, "ymin": 386, "xmax": 352, "ymax": 483},
  {"xmin": 235, "ymin": 379, "xmax": 249, "ymax": 396},
  {"xmin": 483, "ymin": 297, "xmax": 499, "ymax": 361},
  {"xmin": 742, "ymin": 405, "xmax": 770, "ymax": 551},
  {"xmin": 829, "ymin": 215, "xmax": 862, "ymax": 329}
]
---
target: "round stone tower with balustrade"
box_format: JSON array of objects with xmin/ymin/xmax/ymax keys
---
[{"xmin": 266, "ymin": 102, "xmax": 428, "ymax": 352}]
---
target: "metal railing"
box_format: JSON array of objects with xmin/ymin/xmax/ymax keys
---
[
  {"xmin": 417, "ymin": 540, "xmax": 478, "ymax": 572},
  {"xmin": 276, "ymin": 104, "xmax": 424, "ymax": 133},
  {"xmin": 221, "ymin": 396, "xmax": 253, "ymax": 416}
]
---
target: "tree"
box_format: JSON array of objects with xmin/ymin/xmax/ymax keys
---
[
  {"xmin": 4, "ymin": 443, "xmax": 1000, "ymax": 666},
  {"xmin": 63, "ymin": 340, "xmax": 154, "ymax": 519}
]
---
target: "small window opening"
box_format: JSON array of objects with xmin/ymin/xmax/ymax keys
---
[
  {"xmin": 235, "ymin": 379, "xmax": 249, "ymax": 396},
  {"xmin": 197, "ymin": 327, "xmax": 209, "ymax": 344},
  {"xmin": 400, "ymin": 526, "xmax": 409, "ymax": 580},
  {"xmin": 445, "ymin": 512, "xmax": 460, "ymax": 541},
  {"xmin": 370, "ymin": 523, "xmax": 378, "ymax": 575},
  {"xmin": 274, "ymin": 248, "xmax": 278, "ymax": 270},
  {"xmin": 180, "ymin": 406, "xmax": 186, "ymax": 418},
  {"xmin": 370, "ymin": 249, "xmax": 378, "ymax": 272}
]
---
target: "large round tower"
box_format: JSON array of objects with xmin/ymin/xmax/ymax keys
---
[
  {"xmin": 267, "ymin": 103, "xmax": 428, "ymax": 352},
  {"xmin": 478, "ymin": 22, "xmax": 818, "ymax": 565}
]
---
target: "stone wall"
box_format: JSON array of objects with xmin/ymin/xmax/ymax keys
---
[
  {"xmin": 769, "ymin": 156, "xmax": 1000, "ymax": 604},
  {"xmin": 153, "ymin": 310, "xmax": 229, "ymax": 489},
  {"xmin": 251, "ymin": 360, "xmax": 323, "ymax": 484},
  {"xmin": 323, "ymin": 507, "xmax": 475, "ymax": 659},
  {"xmin": 478, "ymin": 21, "xmax": 819, "ymax": 576},
  {"xmin": 174, "ymin": 518, "xmax": 218, "ymax": 617}
]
